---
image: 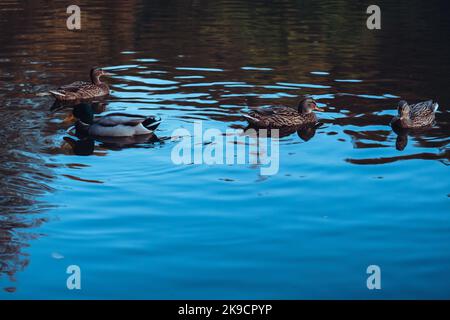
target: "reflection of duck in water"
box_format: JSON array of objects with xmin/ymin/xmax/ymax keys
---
[
  {"xmin": 391, "ymin": 123, "xmax": 437, "ymax": 151},
  {"xmin": 51, "ymin": 99, "xmax": 107, "ymax": 113},
  {"xmin": 93, "ymin": 132, "xmax": 162, "ymax": 149},
  {"xmin": 297, "ymin": 123, "xmax": 322, "ymax": 141},
  {"xmin": 71, "ymin": 103, "xmax": 161, "ymax": 137},
  {"xmin": 391, "ymin": 100, "xmax": 439, "ymax": 129},
  {"xmin": 64, "ymin": 134, "xmax": 163, "ymax": 156},
  {"xmin": 240, "ymin": 121, "xmax": 322, "ymax": 141},
  {"xmin": 243, "ymin": 98, "xmax": 324, "ymax": 128},
  {"xmin": 48, "ymin": 68, "xmax": 113, "ymax": 102},
  {"xmin": 391, "ymin": 125, "xmax": 409, "ymax": 151},
  {"xmin": 273, "ymin": 122, "xmax": 321, "ymax": 140},
  {"xmin": 63, "ymin": 137, "xmax": 95, "ymax": 156}
]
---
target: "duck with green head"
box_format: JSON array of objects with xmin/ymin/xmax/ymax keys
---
[
  {"xmin": 72, "ymin": 103, "xmax": 161, "ymax": 137},
  {"xmin": 244, "ymin": 97, "xmax": 324, "ymax": 128}
]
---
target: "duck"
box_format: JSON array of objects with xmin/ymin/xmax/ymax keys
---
[
  {"xmin": 71, "ymin": 103, "xmax": 161, "ymax": 137},
  {"xmin": 243, "ymin": 98, "xmax": 324, "ymax": 128},
  {"xmin": 391, "ymin": 100, "xmax": 439, "ymax": 128},
  {"xmin": 49, "ymin": 68, "xmax": 113, "ymax": 102}
]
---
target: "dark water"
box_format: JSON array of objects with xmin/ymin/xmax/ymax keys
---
[{"xmin": 0, "ymin": 0, "xmax": 449, "ymax": 298}]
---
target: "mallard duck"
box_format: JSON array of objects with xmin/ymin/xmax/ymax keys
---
[
  {"xmin": 49, "ymin": 68, "xmax": 112, "ymax": 102},
  {"xmin": 71, "ymin": 103, "xmax": 161, "ymax": 137},
  {"xmin": 244, "ymin": 98, "xmax": 324, "ymax": 128},
  {"xmin": 391, "ymin": 100, "xmax": 439, "ymax": 128}
]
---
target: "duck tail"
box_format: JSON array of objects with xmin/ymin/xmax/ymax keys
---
[
  {"xmin": 49, "ymin": 90, "xmax": 66, "ymax": 98},
  {"xmin": 243, "ymin": 113, "xmax": 260, "ymax": 125},
  {"xmin": 432, "ymin": 102, "xmax": 439, "ymax": 112},
  {"xmin": 36, "ymin": 92, "xmax": 52, "ymax": 97},
  {"xmin": 142, "ymin": 117, "xmax": 161, "ymax": 131}
]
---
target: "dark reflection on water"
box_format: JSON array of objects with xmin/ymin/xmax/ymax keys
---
[
  {"xmin": 62, "ymin": 134, "xmax": 164, "ymax": 156},
  {"xmin": 0, "ymin": 0, "xmax": 449, "ymax": 297},
  {"xmin": 0, "ymin": 97, "xmax": 55, "ymax": 290}
]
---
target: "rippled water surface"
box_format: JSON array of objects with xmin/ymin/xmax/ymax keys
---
[{"xmin": 1, "ymin": 0, "xmax": 449, "ymax": 298}]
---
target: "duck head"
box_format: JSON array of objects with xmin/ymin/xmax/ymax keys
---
[
  {"xmin": 397, "ymin": 100, "xmax": 410, "ymax": 120},
  {"xmin": 395, "ymin": 133, "xmax": 408, "ymax": 151},
  {"xmin": 90, "ymin": 68, "xmax": 113, "ymax": 84},
  {"xmin": 298, "ymin": 98, "xmax": 324, "ymax": 114},
  {"xmin": 73, "ymin": 103, "xmax": 94, "ymax": 124}
]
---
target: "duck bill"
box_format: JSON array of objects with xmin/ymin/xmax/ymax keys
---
[
  {"xmin": 313, "ymin": 104, "xmax": 324, "ymax": 112},
  {"xmin": 63, "ymin": 113, "xmax": 77, "ymax": 123}
]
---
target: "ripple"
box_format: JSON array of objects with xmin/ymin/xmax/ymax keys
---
[
  {"xmin": 356, "ymin": 94, "xmax": 388, "ymax": 99},
  {"xmin": 174, "ymin": 75, "xmax": 205, "ymax": 79},
  {"xmin": 241, "ymin": 66, "xmax": 273, "ymax": 71},
  {"xmin": 182, "ymin": 81, "xmax": 247, "ymax": 87},
  {"xmin": 133, "ymin": 58, "xmax": 159, "ymax": 63},
  {"xmin": 62, "ymin": 174, "xmax": 104, "ymax": 184},
  {"xmin": 262, "ymin": 85, "xmax": 299, "ymax": 90},
  {"xmin": 334, "ymin": 79, "xmax": 362, "ymax": 83},
  {"xmin": 310, "ymin": 71, "xmax": 330, "ymax": 75},
  {"xmin": 119, "ymin": 75, "xmax": 179, "ymax": 85},
  {"xmin": 176, "ymin": 67, "xmax": 224, "ymax": 72},
  {"xmin": 276, "ymin": 82, "xmax": 331, "ymax": 89},
  {"xmin": 104, "ymin": 64, "xmax": 140, "ymax": 71}
]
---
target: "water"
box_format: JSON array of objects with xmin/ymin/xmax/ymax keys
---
[{"xmin": 0, "ymin": 0, "xmax": 449, "ymax": 299}]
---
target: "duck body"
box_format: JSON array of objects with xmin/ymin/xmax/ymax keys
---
[
  {"xmin": 49, "ymin": 68, "xmax": 112, "ymax": 102},
  {"xmin": 72, "ymin": 103, "xmax": 161, "ymax": 137},
  {"xmin": 391, "ymin": 100, "xmax": 438, "ymax": 128},
  {"xmin": 244, "ymin": 98, "xmax": 323, "ymax": 129},
  {"xmin": 77, "ymin": 113, "xmax": 161, "ymax": 137}
]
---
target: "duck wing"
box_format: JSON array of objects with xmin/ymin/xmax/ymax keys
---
[
  {"xmin": 95, "ymin": 113, "xmax": 147, "ymax": 127},
  {"xmin": 252, "ymin": 105, "xmax": 297, "ymax": 117},
  {"xmin": 245, "ymin": 106, "xmax": 299, "ymax": 128},
  {"xmin": 59, "ymin": 81, "xmax": 91, "ymax": 92},
  {"xmin": 410, "ymin": 100, "xmax": 438, "ymax": 117},
  {"xmin": 53, "ymin": 82, "xmax": 108, "ymax": 100}
]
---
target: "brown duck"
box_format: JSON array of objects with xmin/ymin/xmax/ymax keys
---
[
  {"xmin": 244, "ymin": 98, "xmax": 324, "ymax": 128},
  {"xmin": 391, "ymin": 100, "xmax": 439, "ymax": 128},
  {"xmin": 49, "ymin": 68, "xmax": 112, "ymax": 102}
]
